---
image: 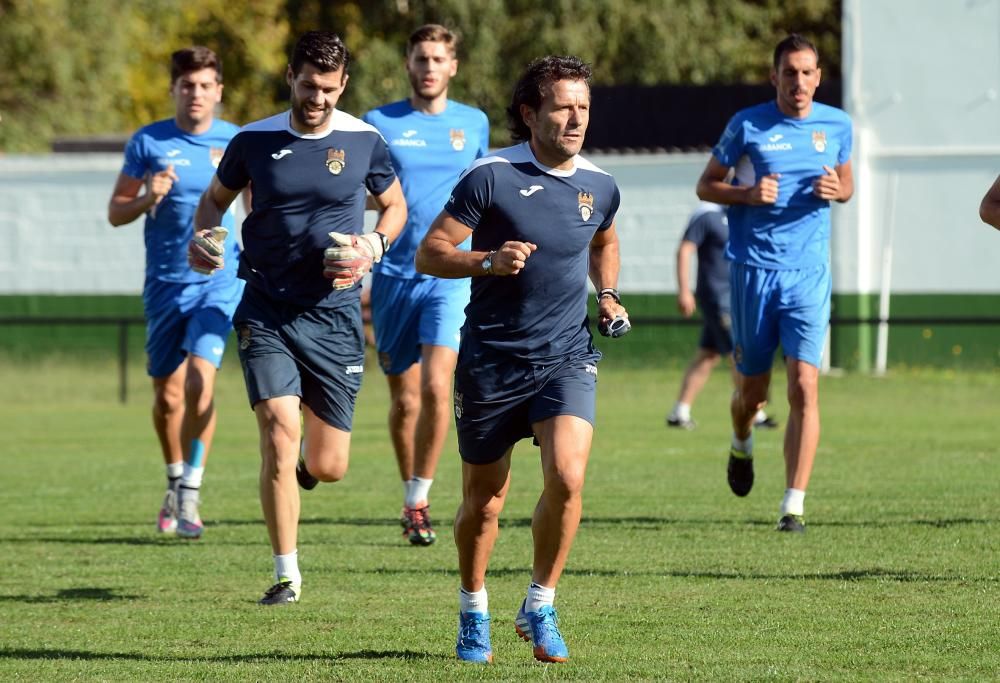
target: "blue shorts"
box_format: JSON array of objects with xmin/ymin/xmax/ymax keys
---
[
  {"xmin": 233, "ymin": 289, "xmax": 365, "ymax": 431},
  {"xmin": 371, "ymin": 274, "xmax": 470, "ymax": 375},
  {"xmin": 453, "ymin": 339, "xmax": 600, "ymax": 465},
  {"xmin": 730, "ymin": 262, "xmax": 831, "ymax": 375},
  {"xmin": 143, "ymin": 276, "xmax": 244, "ymax": 378},
  {"xmin": 697, "ymin": 300, "xmax": 733, "ymax": 355}
]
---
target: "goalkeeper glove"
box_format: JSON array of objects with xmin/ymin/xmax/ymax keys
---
[
  {"xmin": 188, "ymin": 227, "xmax": 228, "ymax": 275},
  {"xmin": 323, "ymin": 231, "xmax": 387, "ymax": 290}
]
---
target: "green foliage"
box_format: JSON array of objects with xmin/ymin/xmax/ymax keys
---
[
  {"xmin": 0, "ymin": 0, "xmax": 840, "ymax": 151},
  {"xmin": 0, "ymin": 0, "xmax": 129, "ymax": 152},
  {"xmin": 0, "ymin": 358, "xmax": 997, "ymax": 679}
]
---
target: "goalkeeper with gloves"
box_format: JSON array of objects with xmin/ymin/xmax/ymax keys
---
[{"xmin": 191, "ymin": 30, "xmax": 406, "ymax": 607}]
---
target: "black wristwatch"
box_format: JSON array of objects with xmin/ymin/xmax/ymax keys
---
[
  {"xmin": 596, "ymin": 287, "xmax": 620, "ymax": 305},
  {"xmin": 481, "ymin": 250, "xmax": 495, "ymax": 275},
  {"xmin": 374, "ymin": 231, "xmax": 390, "ymax": 256}
]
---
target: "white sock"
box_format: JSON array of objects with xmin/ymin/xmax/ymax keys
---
[
  {"xmin": 754, "ymin": 409, "xmax": 768, "ymax": 423},
  {"xmin": 166, "ymin": 462, "xmax": 183, "ymax": 482},
  {"xmin": 181, "ymin": 462, "xmax": 204, "ymax": 489},
  {"xmin": 459, "ymin": 585, "xmax": 488, "ymax": 614},
  {"xmin": 525, "ymin": 582, "xmax": 555, "ymax": 613},
  {"xmin": 671, "ymin": 402, "xmax": 691, "ymax": 421},
  {"xmin": 731, "ymin": 434, "xmax": 753, "ymax": 456},
  {"xmin": 780, "ymin": 488, "xmax": 806, "ymax": 517},
  {"xmin": 274, "ymin": 550, "xmax": 302, "ymax": 585},
  {"xmin": 405, "ymin": 477, "xmax": 433, "ymax": 508}
]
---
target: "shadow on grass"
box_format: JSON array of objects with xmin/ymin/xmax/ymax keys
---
[
  {"xmin": 4, "ymin": 515, "xmax": 994, "ymax": 545},
  {"xmin": 351, "ymin": 565, "xmax": 996, "ymax": 583},
  {"xmin": 0, "ymin": 587, "xmax": 144, "ymax": 603},
  {"xmin": 0, "ymin": 646, "xmax": 450, "ymax": 663}
]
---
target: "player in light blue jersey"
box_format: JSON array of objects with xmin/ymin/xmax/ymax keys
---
[
  {"xmin": 696, "ymin": 34, "xmax": 854, "ymax": 533},
  {"xmin": 193, "ymin": 31, "xmax": 406, "ymax": 606},
  {"xmin": 362, "ymin": 24, "xmax": 490, "ymax": 546},
  {"xmin": 417, "ymin": 55, "xmax": 628, "ymax": 665},
  {"xmin": 108, "ymin": 46, "xmax": 243, "ymax": 540}
]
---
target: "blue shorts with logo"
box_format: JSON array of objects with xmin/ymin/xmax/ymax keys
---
[
  {"xmin": 453, "ymin": 337, "xmax": 601, "ymax": 465},
  {"xmin": 233, "ymin": 288, "xmax": 365, "ymax": 431},
  {"xmin": 143, "ymin": 276, "xmax": 244, "ymax": 378},
  {"xmin": 697, "ymin": 299, "xmax": 733, "ymax": 355},
  {"xmin": 730, "ymin": 262, "xmax": 831, "ymax": 375},
  {"xmin": 371, "ymin": 274, "xmax": 470, "ymax": 375}
]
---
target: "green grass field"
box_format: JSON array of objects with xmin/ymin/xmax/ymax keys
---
[{"xmin": 1, "ymin": 353, "xmax": 997, "ymax": 681}]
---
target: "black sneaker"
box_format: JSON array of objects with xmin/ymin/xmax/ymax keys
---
[
  {"xmin": 666, "ymin": 415, "xmax": 696, "ymax": 430},
  {"xmin": 258, "ymin": 579, "xmax": 300, "ymax": 605},
  {"xmin": 754, "ymin": 415, "xmax": 780, "ymax": 429},
  {"xmin": 776, "ymin": 514, "xmax": 806, "ymax": 532},
  {"xmin": 727, "ymin": 448, "xmax": 754, "ymax": 497},
  {"xmin": 296, "ymin": 455, "xmax": 318, "ymax": 491}
]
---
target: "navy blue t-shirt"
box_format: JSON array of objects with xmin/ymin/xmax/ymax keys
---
[
  {"xmin": 446, "ymin": 142, "xmax": 621, "ymax": 362},
  {"xmin": 216, "ymin": 110, "xmax": 396, "ymax": 307},
  {"xmin": 682, "ymin": 202, "xmax": 730, "ymax": 311}
]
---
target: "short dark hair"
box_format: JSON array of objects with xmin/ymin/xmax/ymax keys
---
[
  {"xmin": 407, "ymin": 24, "xmax": 458, "ymax": 57},
  {"xmin": 290, "ymin": 30, "xmax": 351, "ymax": 77},
  {"xmin": 506, "ymin": 55, "xmax": 592, "ymax": 143},
  {"xmin": 773, "ymin": 33, "xmax": 819, "ymax": 71},
  {"xmin": 170, "ymin": 46, "xmax": 221, "ymax": 84}
]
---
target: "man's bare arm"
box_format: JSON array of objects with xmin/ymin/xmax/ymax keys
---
[{"xmin": 980, "ymin": 174, "xmax": 1000, "ymax": 230}]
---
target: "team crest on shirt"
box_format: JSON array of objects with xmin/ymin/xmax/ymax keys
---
[
  {"xmin": 812, "ymin": 130, "xmax": 827, "ymax": 153},
  {"xmin": 450, "ymin": 128, "xmax": 466, "ymax": 151},
  {"xmin": 578, "ymin": 191, "xmax": 595, "ymax": 221},
  {"xmin": 453, "ymin": 390, "xmax": 464, "ymax": 419},
  {"xmin": 326, "ymin": 148, "xmax": 346, "ymax": 175},
  {"xmin": 209, "ymin": 147, "xmax": 225, "ymax": 168}
]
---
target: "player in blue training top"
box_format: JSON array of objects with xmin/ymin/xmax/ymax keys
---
[
  {"xmin": 108, "ymin": 46, "xmax": 243, "ymax": 541},
  {"xmin": 416, "ymin": 55, "xmax": 629, "ymax": 665},
  {"xmin": 666, "ymin": 202, "xmax": 777, "ymax": 430},
  {"xmin": 191, "ymin": 31, "xmax": 407, "ymax": 605},
  {"xmin": 696, "ymin": 34, "xmax": 854, "ymax": 533},
  {"xmin": 362, "ymin": 24, "xmax": 490, "ymax": 547}
]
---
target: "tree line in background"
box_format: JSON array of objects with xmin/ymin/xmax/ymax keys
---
[{"xmin": 0, "ymin": 0, "xmax": 840, "ymax": 153}]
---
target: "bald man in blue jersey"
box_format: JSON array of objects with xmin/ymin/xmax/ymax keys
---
[
  {"xmin": 362, "ymin": 25, "xmax": 490, "ymax": 547},
  {"xmin": 108, "ymin": 46, "xmax": 243, "ymax": 540},
  {"xmin": 417, "ymin": 55, "xmax": 628, "ymax": 664},
  {"xmin": 193, "ymin": 31, "xmax": 407, "ymax": 605},
  {"xmin": 696, "ymin": 34, "xmax": 854, "ymax": 533}
]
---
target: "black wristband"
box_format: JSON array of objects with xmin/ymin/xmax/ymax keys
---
[{"xmin": 596, "ymin": 288, "xmax": 621, "ymax": 305}]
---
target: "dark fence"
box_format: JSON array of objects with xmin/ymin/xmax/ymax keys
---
[{"xmin": 3, "ymin": 312, "xmax": 997, "ymax": 404}]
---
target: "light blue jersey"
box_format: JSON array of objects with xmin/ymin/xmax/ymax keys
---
[
  {"xmin": 363, "ymin": 99, "xmax": 489, "ymax": 279},
  {"xmin": 121, "ymin": 118, "xmax": 241, "ymax": 283},
  {"xmin": 712, "ymin": 101, "xmax": 852, "ymax": 270}
]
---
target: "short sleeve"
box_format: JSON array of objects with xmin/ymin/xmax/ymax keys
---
[
  {"xmin": 365, "ymin": 135, "xmax": 396, "ymax": 196},
  {"xmin": 445, "ymin": 164, "xmax": 493, "ymax": 230},
  {"xmin": 837, "ymin": 118, "xmax": 853, "ymax": 165},
  {"xmin": 598, "ymin": 184, "xmax": 621, "ymax": 231},
  {"xmin": 711, "ymin": 113, "xmax": 747, "ymax": 168},
  {"xmin": 215, "ymin": 133, "xmax": 250, "ymax": 191},
  {"xmin": 120, "ymin": 133, "xmax": 148, "ymax": 180},
  {"xmin": 477, "ymin": 113, "xmax": 490, "ymax": 159},
  {"xmin": 682, "ymin": 214, "xmax": 708, "ymax": 245}
]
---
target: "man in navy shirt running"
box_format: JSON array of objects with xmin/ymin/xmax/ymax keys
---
[
  {"xmin": 192, "ymin": 31, "xmax": 407, "ymax": 605},
  {"xmin": 417, "ymin": 55, "xmax": 628, "ymax": 665}
]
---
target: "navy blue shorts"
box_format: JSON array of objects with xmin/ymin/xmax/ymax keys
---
[
  {"xmin": 697, "ymin": 301, "xmax": 734, "ymax": 355},
  {"xmin": 233, "ymin": 289, "xmax": 365, "ymax": 431},
  {"xmin": 453, "ymin": 341, "xmax": 601, "ymax": 465}
]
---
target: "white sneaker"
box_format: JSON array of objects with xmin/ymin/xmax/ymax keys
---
[
  {"xmin": 157, "ymin": 488, "xmax": 178, "ymax": 534},
  {"xmin": 176, "ymin": 487, "xmax": 203, "ymax": 539}
]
